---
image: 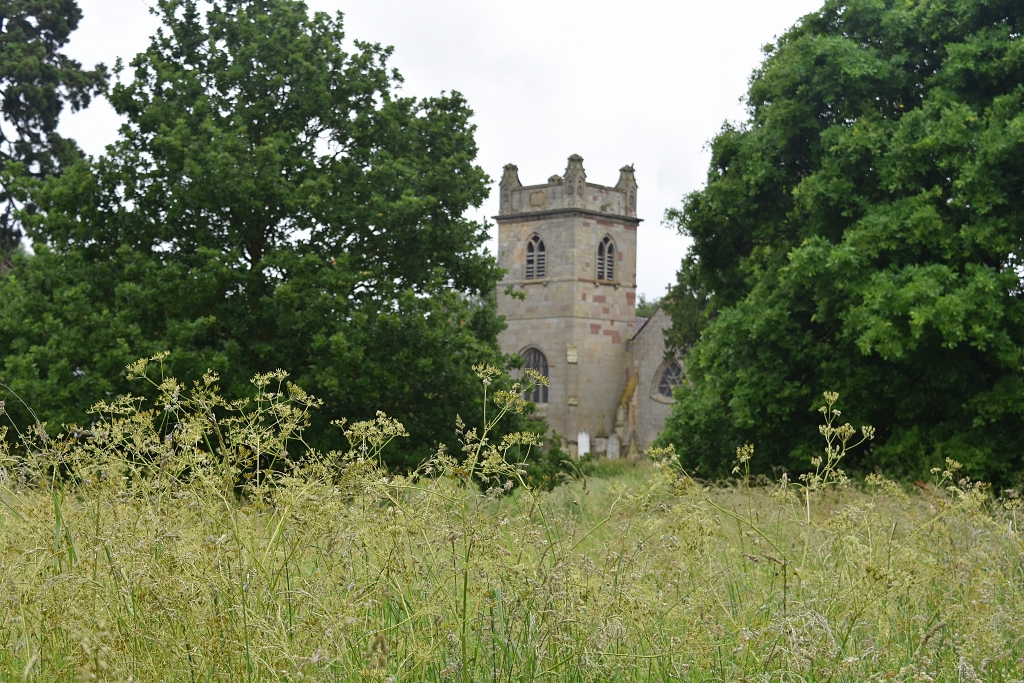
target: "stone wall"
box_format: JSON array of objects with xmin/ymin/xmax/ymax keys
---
[
  {"xmin": 626, "ymin": 307, "xmax": 678, "ymax": 451},
  {"xmin": 495, "ymin": 155, "xmax": 639, "ymax": 451}
]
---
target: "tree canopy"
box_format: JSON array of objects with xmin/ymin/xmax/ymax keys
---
[
  {"xmin": 0, "ymin": 0, "xmax": 107, "ymax": 266},
  {"xmin": 0, "ymin": 0, "xmax": 515, "ymax": 470},
  {"xmin": 660, "ymin": 0, "xmax": 1024, "ymax": 482}
]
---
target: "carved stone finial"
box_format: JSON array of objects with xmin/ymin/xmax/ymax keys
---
[
  {"xmin": 563, "ymin": 154, "xmax": 586, "ymax": 208},
  {"xmin": 616, "ymin": 164, "xmax": 638, "ymax": 217},
  {"xmin": 499, "ymin": 164, "xmax": 522, "ymax": 214},
  {"xmin": 500, "ymin": 164, "xmax": 521, "ymax": 188},
  {"xmin": 566, "ymin": 154, "xmax": 585, "ymax": 176},
  {"xmin": 548, "ymin": 174, "xmax": 562, "ymax": 184},
  {"xmin": 616, "ymin": 164, "xmax": 636, "ymax": 187}
]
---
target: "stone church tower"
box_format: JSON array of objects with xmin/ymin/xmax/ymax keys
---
[{"xmin": 495, "ymin": 154, "xmax": 644, "ymax": 457}]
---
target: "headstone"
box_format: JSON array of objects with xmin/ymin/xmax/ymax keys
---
[
  {"xmin": 606, "ymin": 434, "xmax": 620, "ymax": 459},
  {"xmin": 577, "ymin": 429, "xmax": 590, "ymax": 457}
]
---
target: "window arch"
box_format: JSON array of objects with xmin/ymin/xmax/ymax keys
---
[
  {"xmin": 525, "ymin": 234, "xmax": 546, "ymax": 279},
  {"xmin": 521, "ymin": 347, "xmax": 549, "ymax": 404},
  {"xmin": 657, "ymin": 360, "xmax": 682, "ymax": 399},
  {"xmin": 597, "ymin": 236, "xmax": 616, "ymax": 281}
]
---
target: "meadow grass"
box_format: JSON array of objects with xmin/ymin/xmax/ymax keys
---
[{"xmin": 0, "ymin": 360, "xmax": 1022, "ymax": 681}]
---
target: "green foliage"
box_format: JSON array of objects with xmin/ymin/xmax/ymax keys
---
[
  {"xmin": 662, "ymin": 258, "xmax": 709, "ymax": 352},
  {"xmin": 521, "ymin": 428, "xmax": 576, "ymax": 489},
  {"xmin": 0, "ymin": 0, "xmax": 521, "ymax": 470},
  {"xmin": 661, "ymin": 0, "xmax": 1024, "ymax": 481},
  {"xmin": 2, "ymin": 374, "xmax": 1022, "ymax": 680},
  {"xmin": 0, "ymin": 0, "xmax": 107, "ymax": 265},
  {"xmin": 634, "ymin": 293, "xmax": 661, "ymax": 319}
]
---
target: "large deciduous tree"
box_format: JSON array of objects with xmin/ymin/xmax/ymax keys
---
[
  {"xmin": 660, "ymin": 0, "xmax": 1024, "ymax": 482},
  {"xmin": 0, "ymin": 0, "xmax": 106, "ymax": 266},
  {"xmin": 0, "ymin": 0, "xmax": 512, "ymax": 470}
]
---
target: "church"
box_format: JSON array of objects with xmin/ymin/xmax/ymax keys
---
[{"xmin": 495, "ymin": 154, "xmax": 682, "ymax": 459}]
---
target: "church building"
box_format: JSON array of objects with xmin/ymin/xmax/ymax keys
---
[{"xmin": 495, "ymin": 154, "xmax": 682, "ymax": 459}]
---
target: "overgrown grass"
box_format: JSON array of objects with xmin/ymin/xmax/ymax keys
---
[{"xmin": 1, "ymin": 359, "xmax": 1022, "ymax": 681}]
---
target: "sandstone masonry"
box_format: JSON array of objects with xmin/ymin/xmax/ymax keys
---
[{"xmin": 495, "ymin": 154, "xmax": 680, "ymax": 458}]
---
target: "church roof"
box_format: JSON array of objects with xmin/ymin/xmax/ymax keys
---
[{"xmin": 632, "ymin": 306, "xmax": 660, "ymax": 341}]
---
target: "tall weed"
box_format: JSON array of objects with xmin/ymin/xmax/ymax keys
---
[{"xmin": 0, "ymin": 363, "xmax": 1022, "ymax": 681}]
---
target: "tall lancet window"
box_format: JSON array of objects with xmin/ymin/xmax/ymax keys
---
[
  {"xmin": 597, "ymin": 236, "xmax": 616, "ymax": 281},
  {"xmin": 525, "ymin": 234, "xmax": 546, "ymax": 279},
  {"xmin": 522, "ymin": 347, "xmax": 549, "ymax": 404}
]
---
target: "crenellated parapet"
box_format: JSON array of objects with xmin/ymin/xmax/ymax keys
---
[{"xmin": 496, "ymin": 154, "xmax": 638, "ymax": 218}]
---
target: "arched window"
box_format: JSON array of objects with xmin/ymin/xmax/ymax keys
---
[
  {"xmin": 597, "ymin": 236, "xmax": 616, "ymax": 281},
  {"xmin": 522, "ymin": 347, "xmax": 549, "ymax": 404},
  {"xmin": 525, "ymin": 234, "xmax": 546, "ymax": 279},
  {"xmin": 658, "ymin": 360, "xmax": 682, "ymax": 398}
]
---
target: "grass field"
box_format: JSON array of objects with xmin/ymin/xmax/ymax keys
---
[{"xmin": 1, "ymin": 364, "xmax": 1022, "ymax": 681}]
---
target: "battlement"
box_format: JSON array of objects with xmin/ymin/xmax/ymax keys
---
[{"xmin": 497, "ymin": 154, "xmax": 638, "ymax": 219}]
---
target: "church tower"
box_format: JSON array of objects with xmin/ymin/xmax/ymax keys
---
[{"xmin": 495, "ymin": 155, "xmax": 640, "ymax": 457}]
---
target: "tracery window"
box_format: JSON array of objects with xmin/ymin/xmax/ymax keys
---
[
  {"xmin": 597, "ymin": 236, "xmax": 616, "ymax": 281},
  {"xmin": 657, "ymin": 360, "xmax": 682, "ymax": 398},
  {"xmin": 525, "ymin": 234, "xmax": 546, "ymax": 279},
  {"xmin": 522, "ymin": 347, "xmax": 549, "ymax": 404}
]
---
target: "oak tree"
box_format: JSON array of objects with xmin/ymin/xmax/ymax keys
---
[
  {"xmin": 660, "ymin": 0, "xmax": 1024, "ymax": 482},
  {"xmin": 0, "ymin": 0, "xmax": 513, "ymax": 469}
]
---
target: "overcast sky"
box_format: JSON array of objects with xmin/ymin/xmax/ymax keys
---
[{"xmin": 60, "ymin": 0, "xmax": 822, "ymax": 298}]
